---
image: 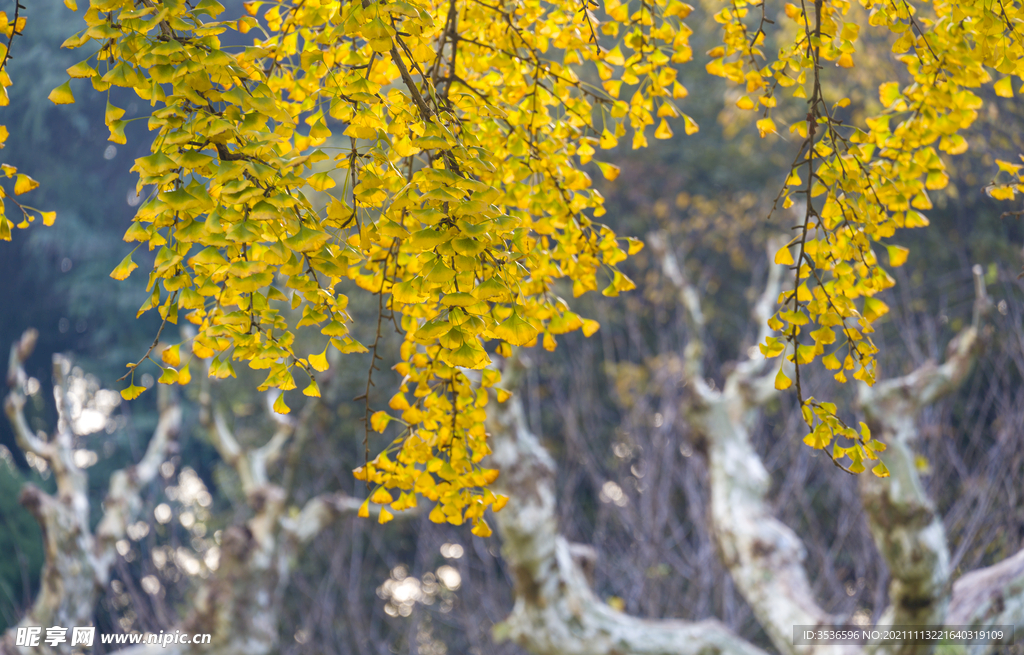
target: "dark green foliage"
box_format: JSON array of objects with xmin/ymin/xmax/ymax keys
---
[{"xmin": 0, "ymin": 451, "xmax": 45, "ymax": 632}]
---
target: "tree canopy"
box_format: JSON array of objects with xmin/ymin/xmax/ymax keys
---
[{"xmin": 2, "ymin": 0, "xmax": 1024, "ymax": 528}]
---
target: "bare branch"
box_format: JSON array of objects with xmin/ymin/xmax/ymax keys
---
[
  {"xmin": 95, "ymin": 386, "xmax": 181, "ymax": 551},
  {"xmin": 647, "ymin": 231, "xmax": 713, "ymax": 401},
  {"xmin": 946, "ymin": 548, "xmax": 1024, "ymax": 647},
  {"xmin": 281, "ymin": 493, "xmax": 365, "ymax": 544},
  {"xmin": 662, "ymin": 245, "xmax": 848, "ymax": 655},
  {"xmin": 729, "ymin": 236, "xmax": 791, "ymax": 404},
  {"xmin": 250, "ymin": 394, "xmax": 294, "ymax": 488},
  {"xmin": 691, "ymin": 381, "xmax": 849, "ymax": 655},
  {"xmin": 4, "ymin": 330, "xmax": 52, "ymax": 459},
  {"xmin": 210, "ymin": 404, "xmax": 255, "ymax": 494},
  {"xmin": 859, "ymin": 265, "xmax": 990, "ymax": 412}
]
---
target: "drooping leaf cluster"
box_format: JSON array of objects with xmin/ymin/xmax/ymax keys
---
[
  {"xmin": 22, "ymin": 0, "xmax": 1024, "ymax": 510},
  {"xmin": 49, "ymin": 0, "xmax": 698, "ymax": 532},
  {"xmin": 0, "ymin": 3, "xmax": 53, "ymax": 240},
  {"xmin": 708, "ymin": 0, "xmax": 1024, "ymax": 471}
]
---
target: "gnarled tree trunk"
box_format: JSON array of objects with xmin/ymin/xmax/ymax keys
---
[{"xmin": 485, "ymin": 243, "xmax": 1024, "ymax": 655}]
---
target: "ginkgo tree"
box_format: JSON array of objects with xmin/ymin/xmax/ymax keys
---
[{"xmin": 4, "ymin": 0, "xmax": 1024, "ymax": 529}]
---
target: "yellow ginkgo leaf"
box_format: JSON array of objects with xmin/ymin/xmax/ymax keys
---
[
  {"xmin": 755, "ymin": 117, "xmax": 776, "ymax": 137},
  {"xmin": 110, "ymin": 252, "xmax": 138, "ymax": 280},
  {"xmin": 48, "ymin": 81, "xmax": 75, "ymax": 105},
  {"xmin": 429, "ymin": 504, "xmax": 446, "ymax": 523},
  {"xmin": 862, "ymin": 297, "xmax": 889, "ymax": 322},
  {"xmin": 471, "ymin": 518, "xmax": 492, "ymax": 537},
  {"xmin": 309, "ymin": 120, "xmax": 331, "ymax": 139},
  {"xmin": 161, "ymin": 343, "xmax": 181, "ymax": 367},
  {"xmin": 282, "ymin": 225, "xmax": 330, "ymax": 252},
  {"xmin": 596, "ymin": 161, "xmax": 620, "ymax": 180},
  {"xmin": 302, "ymin": 379, "xmax": 320, "ymax": 397},
  {"xmin": 886, "ymin": 244, "xmax": 909, "ymax": 267},
  {"xmin": 13, "ymin": 174, "xmax": 38, "ymax": 196},
  {"xmin": 307, "ymin": 171, "xmax": 336, "ymax": 191},
  {"xmin": 120, "ymin": 384, "xmax": 146, "ymax": 400},
  {"xmin": 774, "ymin": 245, "xmax": 794, "ymax": 266},
  {"xmin": 308, "ymin": 348, "xmax": 329, "ymax": 372},
  {"xmin": 599, "ymin": 128, "xmax": 618, "ymax": 149},
  {"xmin": 389, "ymin": 393, "xmax": 410, "ymax": 411},
  {"xmin": 994, "ymin": 77, "xmax": 1014, "ymax": 98},
  {"xmin": 272, "ymin": 392, "xmax": 290, "ymax": 415},
  {"xmin": 493, "ymin": 311, "xmax": 539, "ymax": 346},
  {"xmin": 803, "ymin": 425, "xmax": 831, "ymax": 449},
  {"xmin": 760, "ymin": 337, "xmax": 785, "ymax": 358},
  {"xmin": 158, "ymin": 367, "xmax": 179, "ymax": 385},
  {"xmin": 775, "ymin": 367, "xmax": 793, "ymax": 390},
  {"xmin": 370, "ymin": 410, "xmax": 390, "ymax": 432},
  {"xmin": 444, "ymin": 341, "xmax": 489, "ymax": 369},
  {"xmin": 654, "ymin": 118, "xmax": 674, "ymax": 140},
  {"xmin": 66, "ymin": 61, "xmax": 94, "ymax": 78}
]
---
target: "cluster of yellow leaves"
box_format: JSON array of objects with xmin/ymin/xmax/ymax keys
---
[
  {"xmin": 800, "ymin": 399, "xmax": 889, "ymax": 477},
  {"xmin": 53, "ymin": 0, "xmax": 697, "ymax": 527},
  {"xmin": 988, "ymin": 157, "xmax": 1024, "ymax": 200},
  {"xmin": 0, "ymin": 9, "xmax": 52, "ymax": 241},
  {"xmin": 353, "ymin": 367, "xmax": 509, "ymax": 534},
  {"xmin": 988, "ymin": 158, "xmax": 1024, "ymax": 276},
  {"xmin": 709, "ymin": 0, "xmax": 1024, "ymax": 466}
]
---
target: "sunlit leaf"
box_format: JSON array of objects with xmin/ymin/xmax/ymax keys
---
[
  {"xmin": 272, "ymin": 392, "xmax": 290, "ymax": 415},
  {"xmin": 370, "ymin": 410, "xmax": 391, "ymax": 433},
  {"xmin": 120, "ymin": 384, "xmax": 146, "ymax": 400},
  {"xmin": 48, "ymin": 81, "xmax": 75, "ymax": 105},
  {"xmin": 308, "ymin": 348, "xmax": 329, "ymax": 372},
  {"xmin": 13, "ymin": 174, "xmax": 38, "ymax": 196},
  {"xmin": 161, "ymin": 343, "xmax": 181, "ymax": 367},
  {"xmin": 493, "ymin": 311, "xmax": 539, "ymax": 346},
  {"xmin": 110, "ymin": 252, "xmax": 138, "ymax": 280}
]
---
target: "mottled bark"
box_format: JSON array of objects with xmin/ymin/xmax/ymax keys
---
[
  {"xmin": 1, "ymin": 335, "xmax": 375, "ymax": 655},
  {"xmin": 947, "ymin": 548, "xmax": 1024, "ymax": 638},
  {"xmin": 856, "ymin": 267, "xmax": 1004, "ymax": 655},
  {"xmin": 486, "ymin": 245, "xmax": 1024, "ymax": 655},
  {"xmin": 112, "ymin": 386, "xmax": 380, "ymax": 655},
  {"xmin": 487, "ymin": 360, "xmax": 769, "ymax": 655},
  {"xmin": 654, "ymin": 237, "xmax": 857, "ymax": 655},
  {"xmin": 1, "ymin": 331, "xmax": 180, "ymax": 655}
]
